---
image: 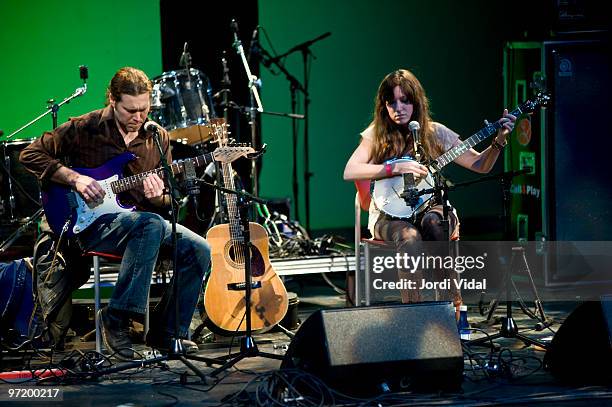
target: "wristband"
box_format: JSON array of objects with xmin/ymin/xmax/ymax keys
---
[
  {"xmin": 384, "ymin": 162, "xmax": 393, "ymax": 177},
  {"xmin": 491, "ymin": 138, "xmax": 507, "ymax": 151}
]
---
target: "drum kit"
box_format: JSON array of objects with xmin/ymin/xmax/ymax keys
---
[{"xmin": 151, "ymin": 68, "xmax": 216, "ymax": 147}]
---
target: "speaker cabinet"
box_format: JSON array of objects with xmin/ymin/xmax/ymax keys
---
[
  {"xmin": 544, "ymin": 296, "xmax": 612, "ymax": 384},
  {"xmin": 281, "ymin": 302, "xmax": 463, "ymax": 395}
]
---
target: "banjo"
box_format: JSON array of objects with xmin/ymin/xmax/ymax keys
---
[{"xmin": 371, "ymin": 92, "xmax": 550, "ymax": 220}]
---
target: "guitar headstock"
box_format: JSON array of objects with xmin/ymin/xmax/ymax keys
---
[
  {"xmin": 520, "ymin": 91, "xmax": 551, "ymax": 113},
  {"xmin": 213, "ymin": 144, "xmax": 256, "ymax": 163},
  {"xmin": 209, "ymin": 118, "xmax": 229, "ymax": 147}
]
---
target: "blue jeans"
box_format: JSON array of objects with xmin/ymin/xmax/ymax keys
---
[{"xmin": 77, "ymin": 211, "xmax": 210, "ymax": 337}]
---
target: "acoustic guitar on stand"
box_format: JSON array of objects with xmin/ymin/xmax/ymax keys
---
[{"xmin": 204, "ymin": 119, "xmax": 288, "ymax": 333}]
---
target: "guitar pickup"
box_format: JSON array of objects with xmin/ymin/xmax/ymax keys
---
[{"xmin": 227, "ymin": 281, "xmax": 262, "ymax": 291}]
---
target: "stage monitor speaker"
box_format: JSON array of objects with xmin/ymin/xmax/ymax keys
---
[
  {"xmin": 544, "ymin": 295, "xmax": 612, "ymax": 384},
  {"xmin": 280, "ymin": 302, "xmax": 463, "ymax": 396}
]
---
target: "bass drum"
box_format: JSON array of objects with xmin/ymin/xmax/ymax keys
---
[
  {"xmin": 151, "ymin": 69, "xmax": 216, "ymax": 147},
  {"xmin": 170, "ymin": 141, "xmax": 217, "ymax": 236},
  {"xmin": 1, "ymin": 139, "xmax": 41, "ymax": 223}
]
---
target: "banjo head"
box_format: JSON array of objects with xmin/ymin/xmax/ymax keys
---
[{"xmin": 371, "ymin": 158, "xmax": 434, "ymax": 219}]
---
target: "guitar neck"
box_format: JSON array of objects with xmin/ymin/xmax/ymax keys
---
[
  {"xmin": 221, "ymin": 160, "xmax": 244, "ymax": 242},
  {"xmin": 112, "ymin": 152, "xmax": 215, "ymax": 194},
  {"xmin": 431, "ymin": 104, "xmax": 525, "ymax": 172}
]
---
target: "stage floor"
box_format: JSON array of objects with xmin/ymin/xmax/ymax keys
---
[{"xmin": 1, "ymin": 272, "xmax": 611, "ymax": 406}]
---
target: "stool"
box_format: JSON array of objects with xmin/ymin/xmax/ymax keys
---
[{"xmin": 82, "ymin": 251, "xmax": 149, "ymax": 353}]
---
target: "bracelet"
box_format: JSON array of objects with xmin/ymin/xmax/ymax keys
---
[
  {"xmin": 384, "ymin": 162, "xmax": 393, "ymax": 177},
  {"xmin": 491, "ymin": 138, "xmax": 507, "ymax": 151}
]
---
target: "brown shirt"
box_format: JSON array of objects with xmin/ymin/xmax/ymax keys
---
[{"xmin": 19, "ymin": 105, "xmax": 172, "ymax": 211}]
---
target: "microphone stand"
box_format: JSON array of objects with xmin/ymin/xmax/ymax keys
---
[
  {"xmin": 257, "ymin": 33, "xmax": 330, "ymax": 231},
  {"xmin": 426, "ymin": 168, "xmax": 549, "ymax": 349},
  {"xmin": 93, "ymin": 128, "xmax": 224, "ymax": 382},
  {"xmin": 230, "ymin": 19, "xmax": 263, "ymax": 200},
  {"xmin": 1, "ymin": 67, "xmax": 87, "ymax": 245},
  {"xmin": 195, "ymin": 179, "xmax": 285, "ymax": 376}
]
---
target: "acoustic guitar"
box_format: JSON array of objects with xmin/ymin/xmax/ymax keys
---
[{"xmin": 204, "ymin": 119, "xmax": 288, "ymax": 333}]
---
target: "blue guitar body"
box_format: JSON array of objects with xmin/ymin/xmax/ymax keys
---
[{"xmin": 42, "ymin": 152, "xmax": 137, "ymax": 238}]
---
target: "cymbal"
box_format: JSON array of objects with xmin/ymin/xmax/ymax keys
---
[{"xmin": 168, "ymin": 124, "xmax": 212, "ymax": 146}]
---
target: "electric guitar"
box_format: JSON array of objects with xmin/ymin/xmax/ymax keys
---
[
  {"xmin": 204, "ymin": 119, "xmax": 288, "ymax": 333},
  {"xmin": 371, "ymin": 92, "xmax": 550, "ymax": 219},
  {"xmin": 42, "ymin": 145, "xmax": 255, "ymax": 238}
]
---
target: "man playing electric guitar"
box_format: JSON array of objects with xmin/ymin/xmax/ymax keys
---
[{"xmin": 20, "ymin": 67, "xmax": 209, "ymax": 360}]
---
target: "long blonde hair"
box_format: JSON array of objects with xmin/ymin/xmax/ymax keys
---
[{"xmin": 369, "ymin": 69, "xmax": 443, "ymax": 164}]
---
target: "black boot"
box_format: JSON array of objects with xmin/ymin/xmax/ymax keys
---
[{"xmin": 98, "ymin": 306, "xmax": 134, "ymax": 360}]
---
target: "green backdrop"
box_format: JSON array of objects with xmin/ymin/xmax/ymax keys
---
[
  {"xmin": 0, "ymin": 0, "xmax": 162, "ymax": 142},
  {"xmin": 1, "ymin": 0, "xmax": 518, "ymax": 235},
  {"xmin": 258, "ymin": 0, "xmax": 516, "ymax": 234}
]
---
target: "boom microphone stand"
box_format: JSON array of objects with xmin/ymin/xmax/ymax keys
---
[
  {"xmin": 259, "ymin": 32, "xmax": 331, "ymax": 230},
  {"xmin": 93, "ymin": 125, "xmax": 223, "ymax": 382},
  {"xmin": 1, "ymin": 66, "xmax": 88, "ymax": 249},
  {"xmin": 458, "ymin": 168, "xmax": 549, "ymax": 349},
  {"xmin": 230, "ymin": 19, "xmax": 263, "ymax": 198}
]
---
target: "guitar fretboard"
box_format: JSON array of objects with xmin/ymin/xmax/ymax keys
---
[
  {"xmin": 111, "ymin": 153, "xmax": 215, "ymax": 194},
  {"xmin": 431, "ymin": 104, "xmax": 524, "ymax": 172}
]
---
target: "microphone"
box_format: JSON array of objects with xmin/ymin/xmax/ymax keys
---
[
  {"xmin": 400, "ymin": 173, "xmax": 419, "ymax": 208},
  {"xmin": 179, "ymin": 42, "xmax": 191, "ymax": 68},
  {"xmin": 230, "ymin": 18, "xmax": 240, "ymax": 39},
  {"xmin": 79, "ymin": 65, "xmax": 89, "ymax": 81},
  {"xmin": 75, "ymin": 65, "xmax": 88, "ymax": 97},
  {"xmin": 144, "ymin": 121, "xmax": 161, "ymax": 135},
  {"xmin": 408, "ymin": 120, "xmax": 420, "ymax": 142},
  {"xmin": 408, "ymin": 120, "xmax": 421, "ymax": 160},
  {"xmin": 248, "ymin": 25, "xmax": 259, "ymax": 61}
]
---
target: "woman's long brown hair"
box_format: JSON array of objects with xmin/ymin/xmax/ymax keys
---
[{"xmin": 369, "ymin": 69, "xmax": 444, "ymax": 164}]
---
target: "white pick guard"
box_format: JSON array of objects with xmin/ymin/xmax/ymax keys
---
[{"xmin": 72, "ymin": 174, "xmax": 135, "ymax": 234}]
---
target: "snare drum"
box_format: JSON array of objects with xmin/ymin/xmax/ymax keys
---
[
  {"xmin": 1, "ymin": 139, "xmax": 41, "ymax": 222},
  {"xmin": 151, "ymin": 69, "xmax": 215, "ymax": 146}
]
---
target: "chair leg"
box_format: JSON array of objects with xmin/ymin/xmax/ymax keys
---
[
  {"xmin": 144, "ymin": 294, "xmax": 149, "ymax": 338},
  {"xmin": 93, "ymin": 255, "xmax": 102, "ymax": 354}
]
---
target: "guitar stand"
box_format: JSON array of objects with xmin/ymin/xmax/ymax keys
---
[{"xmin": 209, "ymin": 194, "xmax": 284, "ymax": 377}]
